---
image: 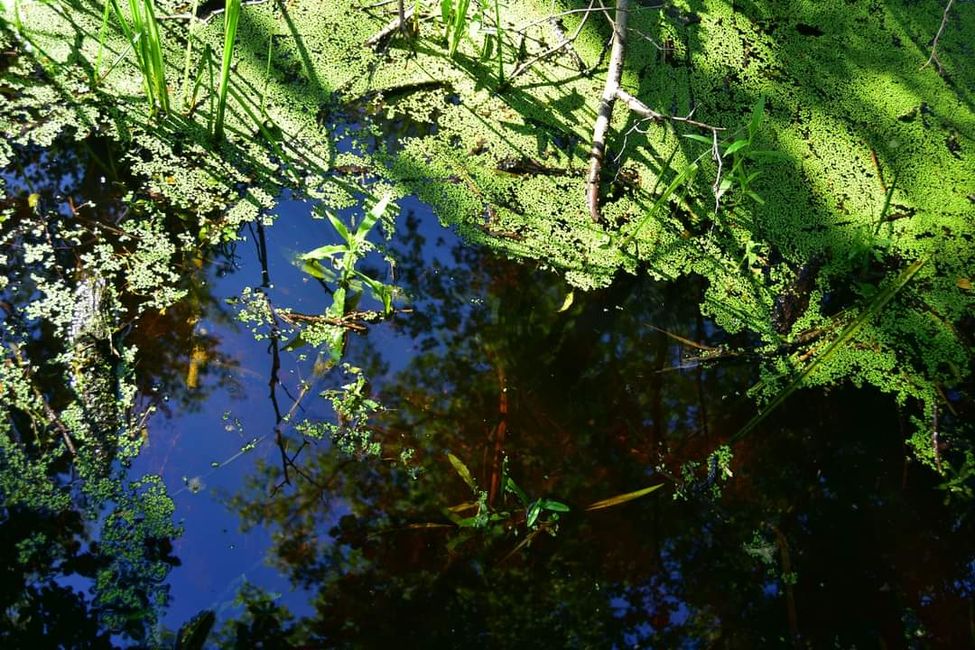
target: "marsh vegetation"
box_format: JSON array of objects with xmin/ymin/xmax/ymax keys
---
[{"xmin": 1, "ymin": 0, "xmax": 973, "ymax": 646}]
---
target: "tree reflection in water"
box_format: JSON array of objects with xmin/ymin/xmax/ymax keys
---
[{"xmin": 223, "ymin": 210, "xmax": 975, "ymax": 647}]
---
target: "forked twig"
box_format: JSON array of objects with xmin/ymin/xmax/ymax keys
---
[
  {"xmin": 921, "ymin": 0, "xmax": 955, "ymax": 74},
  {"xmin": 365, "ymin": 5, "xmax": 416, "ymax": 47}
]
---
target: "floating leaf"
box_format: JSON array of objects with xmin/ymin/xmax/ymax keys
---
[
  {"xmin": 585, "ymin": 484, "xmax": 664, "ymax": 511},
  {"xmin": 557, "ymin": 291, "xmax": 574, "ymax": 313}
]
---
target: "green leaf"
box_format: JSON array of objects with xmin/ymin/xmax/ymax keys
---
[
  {"xmin": 526, "ymin": 501, "xmax": 542, "ymax": 527},
  {"xmin": 745, "ymin": 150, "xmax": 789, "ymax": 161},
  {"xmin": 447, "ymin": 452, "xmax": 478, "ymax": 491},
  {"xmin": 282, "ymin": 333, "xmax": 306, "ymax": 352},
  {"xmin": 504, "ymin": 476, "xmax": 529, "ymax": 507},
  {"xmin": 585, "ymin": 484, "xmax": 664, "ymax": 511},
  {"xmin": 538, "ymin": 499, "xmax": 570, "ymax": 512},
  {"xmin": 299, "ymin": 244, "xmax": 345, "ymax": 261},
  {"xmin": 748, "ymin": 95, "xmax": 766, "ymax": 140},
  {"xmin": 327, "ymin": 286, "xmax": 347, "ymax": 317},
  {"xmin": 557, "ymin": 291, "xmax": 574, "ymax": 313},
  {"xmin": 682, "ymin": 133, "xmax": 713, "ymax": 145},
  {"xmin": 621, "ymin": 161, "xmax": 699, "ymax": 249},
  {"xmin": 300, "ymin": 260, "xmax": 338, "ymax": 282},
  {"xmin": 746, "ymin": 190, "xmax": 766, "ymax": 204},
  {"xmin": 723, "ymin": 139, "xmax": 749, "ymax": 156},
  {"xmin": 355, "ymin": 271, "xmax": 393, "ymax": 314},
  {"xmin": 356, "ymin": 191, "xmax": 392, "ymax": 242},
  {"xmin": 325, "ymin": 211, "xmax": 353, "ymax": 246}
]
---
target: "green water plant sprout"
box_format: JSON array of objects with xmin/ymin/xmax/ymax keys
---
[
  {"xmin": 440, "ymin": 0, "xmax": 472, "ymax": 57},
  {"xmin": 297, "ymin": 192, "xmax": 398, "ymax": 362},
  {"xmin": 213, "ymin": 0, "xmax": 242, "ymax": 141},
  {"xmin": 107, "ymin": 0, "xmax": 170, "ymax": 115}
]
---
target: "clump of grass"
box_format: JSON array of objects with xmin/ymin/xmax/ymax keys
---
[
  {"xmin": 213, "ymin": 0, "xmax": 242, "ymax": 141},
  {"xmin": 440, "ymin": 0, "xmax": 472, "ymax": 57},
  {"xmin": 107, "ymin": 0, "xmax": 170, "ymax": 115}
]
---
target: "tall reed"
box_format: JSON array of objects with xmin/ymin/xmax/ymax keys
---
[
  {"xmin": 108, "ymin": 0, "xmax": 170, "ymax": 115},
  {"xmin": 213, "ymin": 0, "xmax": 242, "ymax": 141}
]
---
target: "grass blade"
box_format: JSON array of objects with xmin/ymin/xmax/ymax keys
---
[
  {"xmin": 730, "ymin": 256, "xmax": 928, "ymax": 443},
  {"xmin": 447, "ymin": 452, "xmax": 478, "ymax": 491},
  {"xmin": 213, "ymin": 0, "xmax": 242, "ymax": 140}
]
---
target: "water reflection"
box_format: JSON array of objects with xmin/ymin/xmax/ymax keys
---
[
  {"xmin": 224, "ymin": 208, "xmax": 975, "ymax": 646},
  {"xmin": 2, "ymin": 136, "xmax": 973, "ymax": 647}
]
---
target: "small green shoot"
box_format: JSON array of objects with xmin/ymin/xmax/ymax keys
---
[
  {"xmin": 296, "ymin": 192, "xmax": 398, "ymax": 361},
  {"xmin": 107, "ymin": 0, "xmax": 171, "ymax": 115},
  {"xmin": 213, "ymin": 0, "xmax": 242, "ymax": 141}
]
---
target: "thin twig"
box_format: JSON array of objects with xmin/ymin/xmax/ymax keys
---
[
  {"xmin": 508, "ymin": 1, "xmax": 595, "ymax": 82},
  {"xmin": 365, "ymin": 6, "xmax": 416, "ymax": 47},
  {"xmin": 586, "ymin": 0, "xmax": 629, "ymax": 223},
  {"xmin": 921, "ymin": 0, "xmax": 955, "ymax": 74},
  {"xmin": 614, "ymin": 89, "xmax": 723, "ymax": 132}
]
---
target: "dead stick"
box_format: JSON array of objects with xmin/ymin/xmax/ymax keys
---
[
  {"xmin": 365, "ymin": 6, "xmax": 416, "ymax": 47},
  {"xmin": 615, "ymin": 89, "xmax": 724, "ymax": 132},
  {"xmin": 508, "ymin": 2, "xmax": 595, "ymax": 82},
  {"xmin": 586, "ymin": 0, "xmax": 629, "ymax": 223},
  {"xmin": 921, "ymin": 0, "xmax": 955, "ymax": 73}
]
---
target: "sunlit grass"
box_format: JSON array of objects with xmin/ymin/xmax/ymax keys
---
[
  {"xmin": 213, "ymin": 0, "xmax": 242, "ymax": 141},
  {"xmin": 107, "ymin": 0, "xmax": 170, "ymax": 115}
]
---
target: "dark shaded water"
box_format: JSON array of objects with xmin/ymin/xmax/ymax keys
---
[{"xmin": 2, "ymin": 138, "xmax": 974, "ymax": 647}]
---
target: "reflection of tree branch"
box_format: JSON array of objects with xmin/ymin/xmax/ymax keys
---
[
  {"xmin": 6, "ymin": 342, "xmax": 76, "ymax": 456},
  {"xmin": 254, "ymin": 220, "xmax": 297, "ymax": 488},
  {"xmin": 277, "ymin": 307, "xmax": 413, "ymax": 333}
]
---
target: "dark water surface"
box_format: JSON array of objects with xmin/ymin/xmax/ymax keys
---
[{"xmin": 3, "ymin": 139, "xmax": 974, "ymax": 647}]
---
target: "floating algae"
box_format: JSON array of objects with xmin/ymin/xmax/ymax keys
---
[{"xmin": 2, "ymin": 0, "xmax": 973, "ymax": 463}]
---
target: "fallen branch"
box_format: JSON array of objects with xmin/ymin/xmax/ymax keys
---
[
  {"xmin": 586, "ymin": 0, "xmax": 629, "ymax": 223},
  {"xmin": 365, "ymin": 5, "xmax": 416, "ymax": 47},
  {"xmin": 921, "ymin": 0, "xmax": 955, "ymax": 74},
  {"xmin": 614, "ymin": 89, "xmax": 723, "ymax": 132},
  {"xmin": 615, "ymin": 88, "xmax": 726, "ymax": 210}
]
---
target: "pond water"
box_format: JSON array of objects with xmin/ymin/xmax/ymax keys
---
[{"xmin": 3, "ymin": 134, "xmax": 974, "ymax": 648}]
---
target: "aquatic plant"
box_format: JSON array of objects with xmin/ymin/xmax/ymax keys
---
[
  {"xmin": 440, "ymin": 0, "xmax": 472, "ymax": 57},
  {"xmin": 213, "ymin": 0, "xmax": 242, "ymax": 141},
  {"xmin": 107, "ymin": 0, "xmax": 170, "ymax": 115},
  {"xmin": 297, "ymin": 192, "xmax": 398, "ymax": 362}
]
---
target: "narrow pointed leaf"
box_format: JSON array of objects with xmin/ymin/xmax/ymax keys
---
[
  {"xmin": 447, "ymin": 452, "xmax": 478, "ymax": 491},
  {"xmin": 585, "ymin": 483, "xmax": 664, "ymax": 511}
]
